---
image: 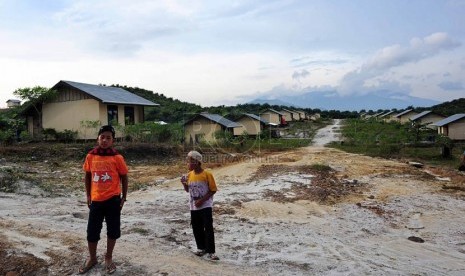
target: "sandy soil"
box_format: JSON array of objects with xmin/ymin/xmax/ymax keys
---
[{"xmin": 1, "ymin": 120, "xmax": 465, "ymax": 275}]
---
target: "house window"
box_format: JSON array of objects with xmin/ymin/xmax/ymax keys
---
[
  {"xmin": 107, "ymin": 105, "xmax": 118, "ymax": 125},
  {"xmin": 124, "ymin": 106, "xmax": 135, "ymax": 125}
]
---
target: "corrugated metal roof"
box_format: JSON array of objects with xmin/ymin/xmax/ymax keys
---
[
  {"xmin": 281, "ymin": 108, "xmax": 298, "ymax": 114},
  {"xmin": 379, "ymin": 110, "xmax": 395, "ymax": 118},
  {"xmin": 243, "ymin": 113, "xmax": 270, "ymax": 125},
  {"xmin": 261, "ymin": 108, "xmax": 285, "ymax": 115},
  {"xmin": 185, "ymin": 113, "xmax": 240, "ymax": 128},
  {"xmin": 394, "ymin": 109, "xmax": 413, "ymax": 118},
  {"xmin": 432, "ymin": 114, "xmax": 465, "ymax": 126},
  {"xmin": 55, "ymin": 80, "xmax": 158, "ymax": 106},
  {"xmin": 409, "ymin": 111, "xmax": 432, "ymax": 121}
]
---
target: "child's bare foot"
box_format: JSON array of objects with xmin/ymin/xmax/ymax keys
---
[
  {"xmin": 78, "ymin": 258, "xmax": 98, "ymax": 274},
  {"xmin": 104, "ymin": 253, "xmax": 116, "ymax": 274}
]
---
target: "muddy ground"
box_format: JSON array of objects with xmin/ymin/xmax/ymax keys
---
[{"xmin": 1, "ymin": 120, "xmax": 465, "ymax": 275}]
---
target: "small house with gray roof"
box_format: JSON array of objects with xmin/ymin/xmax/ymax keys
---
[
  {"xmin": 379, "ymin": 110, "xmax": 397, "ymax": 121},
  {"xmin": 233, "ymin": 113, "xmax": 272, "ymax": 136},
  {"xmin": 281, "ymin": 108, "xmax": 299, "ymax": 122},
  {"xmin": 260, "ymin": 108, "xmax": 286, "ymax": 126},
  {"xmin": 184, "ymin": 112, "xmax": 240, "ymax": 145},
  {"xmin": 432, "ymin": 114, "xmax": 465, "ymax": 140},
  {"xmin": 6, "ymin": 99, "xmax": 21, "ymax": 108},
  {"xmin": 295, "ymin": 110, "xmax": 308, "ymax": 121},
  {"xmin": 24, "ymin": 80, "xmax": 158, "ymax": 139},
  {"xmin": 394, "ymin": 109, "xmax": 418, "ymax": 124},
  {"xmin": 409, "ymin": 111, "xmax": 445, "ymax": 129}
]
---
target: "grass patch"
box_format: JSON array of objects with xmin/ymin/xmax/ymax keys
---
[
  {"xmin": 328, "ymin": 118, "xmax": 465, "ymax": 169},
  {"xmin": 308, "ymin": 163, "xmax": 332, "ymax": 172}
]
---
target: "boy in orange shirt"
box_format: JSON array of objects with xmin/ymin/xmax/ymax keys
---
[
  {"xmin": 79, "ymin": 125, "xmax": 128, "ymax": 274},
  {"xmin": 181, "ymin": 150, "xmax": 219, "ymax": 260}
]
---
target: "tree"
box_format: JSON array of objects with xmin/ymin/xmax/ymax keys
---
[
  {"xmin": 14, "ymin": 86, "xmax": 57, "ymax": 112},
  {"xmin": 14, "ymin": 86, "xmax": 57, "ymax": 133}
]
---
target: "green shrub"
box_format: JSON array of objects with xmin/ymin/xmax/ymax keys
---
[
  {"xmin": 0, "ymin": 129, "xmax": 15, "ymax": 145},
  {"xmin": 56, "ymin": 129, "xmax": 78, "ymax": 143},
  {"xmin": 42, "ymin": 128, "xmax": 57, "ymax": 140}
]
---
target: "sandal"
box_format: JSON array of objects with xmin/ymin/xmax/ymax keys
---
[
  {"xmin": 105, "ymin": 261, "xmax": 117, "ymax": 274},
  {"xmin": 208, "ymin": 253, "xmax": 219, "ymax": 261},
  {"xmin": 78, "ymin": 259, "xmax": 97, "ymax": 274},
  {"xmin": 194, "ymin": 249, "xmax": 206, "ymax": 256}
]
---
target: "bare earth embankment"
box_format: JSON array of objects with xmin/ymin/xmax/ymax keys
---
[{"xmin": 1, "ymin": 120, "xmax": 465, "ymax": 275}]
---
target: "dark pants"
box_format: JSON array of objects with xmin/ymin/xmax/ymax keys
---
[
  {"xmin": 87, "ymin": 196, "xmax": 121, "ymax": 242},
  {"xmin": 191, "ymin": 207, "xmax": 215, "ymax": 254}
]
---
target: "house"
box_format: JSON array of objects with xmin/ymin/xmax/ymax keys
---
[
  {"xmin": 372, "ymin": 111, "xmax": 386, "ymax": 119},
  {"xmin": 409, "ymin": 111, "xmax": 446, "ymax": 129},
  {"xmin": 378, "ymin": 110, "xmax": 396, "ymax": 121},
  {"xmin": 233, "ymin": 113, "xmax": 274, "ymax": 136},
  {"xmin": 309, "ymin": 113, "xmax": 321, "ymax": 121},
  {"xmin": 290, "ymin": 109, "xmax": 303, "ymax": 121},
  {"xmin": 432, "ymin": 114, "xmax": 465, "ymax": 140},
  {"xmin": 295, "ymin": 110, "xmax": 307, "ymax": 120},
  {"xmin": 363, "ymin": 112, "xmax": 383, "ymax": 120},
  {"xmin": 384, "ymin": 111, "xmax": 399, "ymax": 122},
  {"xmin": 184, "ymin": 113, "xmax": 241, "ymax": 145},
  {"xmin": 260, "ymin": 109, "xmax": 286, "ymax": 126},
  {"xmin": 394, "ymin": 109, "xmax": 418, "ymax": 124},
  {"xmin": 24, "ymin": 80, "xmax": 158, "ymax": 139},
  {"xmin": 299, "ymin": 110, "xmax": 310, "ymax": 120},
  {"xmin": 6, "ymin": 99, "xmax": 21, "ymax": 108},
  {"xmin": 281, "ymin": 108, "xmax": 299, "ymax": 122}
]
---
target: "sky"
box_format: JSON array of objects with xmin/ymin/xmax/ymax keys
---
[{"xmin": 1, "ymin": 0, "xmax": 465, "ymax": 108}]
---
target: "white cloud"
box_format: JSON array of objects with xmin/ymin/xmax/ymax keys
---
[
  {"xmin": 338, "ymin": 32, "xmax": 462, "ymax": 96},
  {"xmin": 1, "ymin": 2, "xmax": 465, "ymax": 108}
]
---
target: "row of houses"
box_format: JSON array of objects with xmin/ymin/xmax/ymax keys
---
[
  {"xmin": 9, "ymin": 79, "xmax": 461, "ymax": 142},
  {"xmin": 184, "ymin": 112, "xmax": 274, "ymax": 145},
  {"xmin": 182, "ymin": 107, "xmax": 323, "ymax": 144},
  {"xmin": 3, "ymin": 80, "xmax": 316, "ymax": 142},
  {"xmin": 363, "ymin": 109, "xmax": 465, "ymax": 140}
]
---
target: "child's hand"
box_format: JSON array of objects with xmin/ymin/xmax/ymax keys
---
[
  {"xmin": 86, "ymin": 196, "xmax": 92, "ymax": 208},
  {"xmin": 181, "ymin": 175, "xmax": 187, "ymax": 185},
  {"xmin": 194, "ymin": 199, "xmax": 204, "ymax": 207}
]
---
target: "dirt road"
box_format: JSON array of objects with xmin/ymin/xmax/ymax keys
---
[{"xmin": 1, "ymin": 120, "xmax": 465, "ymax": 275}]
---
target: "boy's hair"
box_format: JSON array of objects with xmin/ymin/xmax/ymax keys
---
[
  {"xmin": 98, "ymin": 125, "xmax": 116, "ymax": 138},
  {"xmin": 187, "ymin": 151, "xmax": 202, "ymax": 163}
]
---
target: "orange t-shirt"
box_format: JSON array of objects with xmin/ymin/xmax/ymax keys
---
[{"xmin": 83, "ymin": 153, "xmax": 128, "ymax": 201}]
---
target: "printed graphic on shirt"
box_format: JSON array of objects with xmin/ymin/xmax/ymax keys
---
[
  {"xmin": 187, "ymin": 170, "xmax": 217, "ymax": 211},
  {"xmin": 93, "ymin": 171, "xmax": 113, "ymax": 183},
  {"xmin": 189, "ymin": 181, "xmax": 213, "ymax": 210}
]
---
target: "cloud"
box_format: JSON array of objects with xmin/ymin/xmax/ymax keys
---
[
  {"xmin": 292, "ymin": 69, "xmax": 310, "ymax": 80},
  {"xmin": 363, "ymin": 32, "xmax": 460, "ymax": 73},
  {"xmin": 438, "ymin": 81, "xmax": 464, "ymax": 90},
  {"xmin": 50, "ymin": 1, "xmax": 194, "ymax": 55},
  {"xmin": 338, "ymin": 32, "xmax": 461, "ymax": 95},
  {"xmin": 290, "ymin": 56, "xmax": 348, "ymax": 68}
]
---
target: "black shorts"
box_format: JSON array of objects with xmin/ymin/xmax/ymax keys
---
[{"xmin": 87, "ymin": 196, "xmax": 121, "ymax": 242}]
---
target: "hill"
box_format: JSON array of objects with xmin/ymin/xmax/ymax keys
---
[
  {"xmin": 113, "ymin": 84, "xmax": 462, "ymax": 120},
  {"xmin": 430, "ymin": 98, "xmax": 465, "ymax": 116},
  {"xmin": 250, "ymin": 90, "xmax": 440, "ymax": 111},
  {"xmin": 111, "ymin": 85, "xmax": 354, "ymax": 121}
]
